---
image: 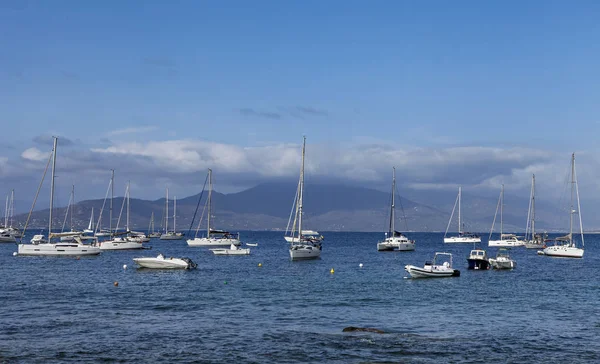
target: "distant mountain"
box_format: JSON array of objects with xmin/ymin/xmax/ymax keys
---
[{"xmin": 8, "ymin": 182, "xmax": 588, "ymax": 233}]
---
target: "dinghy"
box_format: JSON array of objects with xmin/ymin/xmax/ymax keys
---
[
  {"xmin": 211, "ymin": 243, "xmax": 250, "ymax": 256},
  {"xmin": 133, "ymin": 253, "xmax": 197, "ymax": 269},
  {"xmin": 405, "ymin": 252, "xmax": 460, "ymax": 278}
]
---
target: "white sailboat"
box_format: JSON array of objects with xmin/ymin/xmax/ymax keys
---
[
  {"xmin": 444, "ymin": 187, "xmax": 481, "ymax": 243},
  {"xmin": 17, "ymin": 137, "xmax": 101, "ymax": 256},
  {"xmin": 540, "ymin": 153, "xmax": 584, "ymax": 258},
  {"xmin": 147, "ymin": 212, "xmax": 161, "ymax": 238},
  {"xmin": 84, "ymin": 208, "xmax": 95, "ymax": 234},
  {"xmin": 488, "ymin": 184, "xmax": 525, "ymax": 247},
  {"xmin": 524, "ymin": 174, "xmax": 547, "ymax": 249},
  {"xmin": 160, "ymin": 188, "xmax": 184, "ymax": 240},
  {"xmin": 287, "ymin": 137, "xmax": 322, "ymax": 260},
  {"xmin": 377, "ymin": 167, "xmax": 415, "ymax": 251},
  {"xmin": 59, "ymin": 185, "xmax": 85, "ymax": 241},
  {"xmin": 187, "ymin": 169, "xmax": 241, "ymax": 247},
  {"xmin": 0, "ymin": 190, "xmax": 20, "ymax": 242},
  {"xmin": 98, "ymin": 178, "xmax": 144, "ymax": 250}
]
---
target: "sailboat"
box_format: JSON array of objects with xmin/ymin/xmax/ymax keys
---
[
  {"xmin": 488, "ymin": 184, "xmax": 525, "ymax": 247},
  {"xmin": 287, "ymin": 137, "xmax": 322, "ymax": 260},
  {"xmin": 160, "ymin": 188, "xmax": 184, "ymax": 240},
  {"xmin": 59, "ymin": 185, "xmax": 89, "ymax": 242},
  {"xmin": 147, "ymin": 212, "xmax": 161, "ymax": 238},
  {"xmin": 0, "ymin": 190, "xmax": 21, "ymax": 242},
  {"xmin": 444, "ymin": 187, "xmax": 481, "ymax": 243},
  {"xmin": 98, "ymin": 179, "xmax": 144, "ymax": 250},
  {"xmin": 17, "ymin": 137, "xmax": 101, "ymax": 256},
  {"xmin": 187, "ymin": 169, "xmax": 241, "ymax": 246},
  {"xmin": 377, "ymin": 167, "xmax": 415, "ymax": 251},
  {"xmin": 524, "ymin": 174, "xmax": 547, "ymax": 249},
  {"xmin": 84, "ymin": 208, "xmax": 95, "ymax": 234},
  {"xmin": 540, "ymin": 153, "xmax": 584, "ymax": 258}
]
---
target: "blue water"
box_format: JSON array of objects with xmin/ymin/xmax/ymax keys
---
[{"xmin": 2, "ymin": 232, "xmax": 600, "ymax": 363}]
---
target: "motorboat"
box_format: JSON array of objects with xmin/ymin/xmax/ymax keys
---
[
  {"xmin": 489, "ymin": 248, "xmax": 516, "ymax": 269},
  {"xmin": 133, "ymin": 253, "xmax": 197, "ymax": 269},
  {"xmin": 246, "ymin": 243, "xmax": 258, "ymax": 247},
  {"xmin": 444, "ymin": 187, "xmax": 481, "ymax": 243},
  {"xmin": 211, "ymin": 243, "xmax": 251, "ymax": 256},
  {"xmin": 467, "ymin": 249, "xmax": 491, "ymax": 270},
  {"xmin": 405, "ymin": 252, "xmax": 460, "ymax": 278}
]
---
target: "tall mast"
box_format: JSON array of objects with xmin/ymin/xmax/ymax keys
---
[
  {"xmin": 207, "ymin": 169, "xmax": 212, "ymax": 237},
  {"xmin": 110, "ymin": 169, "xmax": 114, "ymax": 237},
  {"xmin": 573, "ymin": 153, "xmax": 585, "ymax": 248},
  {"xmin": 458, "ymin": 186, "xmax": 462, "ymax": 234},
  {"xmin": 149, "ymin": 211, "xmax": 154, "ymax": 234},
  {"xmin": 500, "ymin": 184, "xmax": 504, "ymax": 236},
  {"xmin": 9, "ymin": 189, "xmax": 14, "ymax": 227},
  {"xmin": 4, "ymin": 194, "xmax": 8, "ymax": 227},
  {"xmin": 531, "ymin": 175, "xmax": 535, "ymax": 238},
  {"xmin": 49, "ymin": 137, "xmax": 58, "ymax": 238},
  {"xmin": 570, "ymin": 153, "xmax": 574, "ymax": 245},
  {"xmin": 389, "ymin": 167, "xmax": 396, "ymax": 235},
  {"xmin": 174, "ymin": 196, "xmax": 177, "ymax": 232},
  {"xmin": 126, "ymin": 181, "xmax": 130, "ymax": 232},
  {"xmin": 298, "ymin": 136, "xmax": 306, "ymax": 239},
  {"xmin": 70, "ymin": 185, "xmax": 74, "ymax": 231},
  {"xmin": 165, "ymin": 187, "xmax": 169, "ymax": 233}
]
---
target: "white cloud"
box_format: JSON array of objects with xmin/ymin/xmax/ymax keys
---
[{"xmin": 21, "ymin": 147, "xmax": 50, "ymax": 162}]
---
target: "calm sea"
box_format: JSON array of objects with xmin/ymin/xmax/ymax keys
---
[{"xmin": 1, "ymin": 231, "xmax": 599, "ymax": 363}]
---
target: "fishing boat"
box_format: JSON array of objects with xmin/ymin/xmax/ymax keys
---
[
  {"xmin": 488, "ymin": 184, "xmax": 525, "ymax": 247},
  {"xmin": 540, "ymin": 153, "xmax": 585, "ymax": 258},
  {"xmin": 524, "ymin": 175, "xmax": 548, "ymax": 249},
  {"xmin": 444, "ymin": 187, "xmax": 481, "ymax": 243},
  {"xmin": 285, "ymin": 137, "xmax": 322, "ymax": 260},
  {"xmin": 133, "ymin": 253, "xmax": 197, "ymax": 269},
  {"xmin": 17, "ymin": 137, "xmax": 101, "ymax": 256},
  {"xmin": 187, "ymin": 169, "xmax": 241, "ymax": 247},
  {"xmin": 489, "ymin": 248, "xmax": 516, "ymax": 269},
  {"xmin": 98, "ymin": 178, "xmax": 144, "ymax": 250},
  {"xmin": 405, "ymin": 252, "xmax": 460, "ymax": 278},
  {"xmin": 377, "ymin": 167, "xmax": 415, "ymax": 252},
  {"xmin": 211, "ymin": 243, "xmax": 251, "ymax": 256},
  {"xmin": 467, "ymin": 249, "xmax": 491, "ymax": 270},
  {"xmin": 160, "ymin": 189, "xmax": 184, "ymax": 240}
]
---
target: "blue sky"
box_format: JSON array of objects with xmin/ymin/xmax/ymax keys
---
[{"xmin": 1, "ymin": 1, "xmax": 600, "ymax": 203}]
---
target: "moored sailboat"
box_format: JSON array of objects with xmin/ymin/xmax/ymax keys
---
[
  {"xmin": 377, "ymin": 167, "xmax": 415, "ymax": 251},
  {"xmin": 488, "ymin": 184, "xmax": 525, "ymax": 247},
  {"xmin": 524, "ymin": 174, "xmax": 547, "ymax": 249},
  {"xmin": 444, "ymin": 187, "xmax": 481, "ymax": 243}
]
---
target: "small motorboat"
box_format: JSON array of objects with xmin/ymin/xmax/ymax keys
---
[
  {"xmin": 133, "ymin": 253, "xmax": 197, "ymax": 269},
  {"xmin": 246, "ymin": 243, "xmax": 258, "ymax": 247},
  {"xmin": 405, "ymin": 252, "xmax": 460, "ymax": 278},
  {"xmin": 489, "ymin": 248, "xmax": 516, "ymax": 269},
  {"xmin": 467, "ymin": 249, "xmax": 491, "ymax": 270},
  {"xmin": 211, "ymin": 243, "xmax": 250, "ymax": 256}
]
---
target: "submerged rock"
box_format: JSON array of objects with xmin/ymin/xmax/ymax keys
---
[{"xmin": 342, "ymin": 326, "xmax": 385, "ymax": 334}]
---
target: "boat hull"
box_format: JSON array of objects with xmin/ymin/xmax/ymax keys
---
[
  {"xmin": 488, "ymin": 239, "xmax": 525, "ymax": 247},
  {"xmin": 210, "ymin": 248, "xmax": 250, "ymax": 255},
  {"xmin": 444, "ymin": 236, "xmax": 481, "ymax": 243},
  {"xmin": 524, "ymin": 242, "xmax": 544, "ymax": 249},
  {"xmin": 467, "ymin": 258, "xmax": 491, "ymax": 270},
  {"xmin": 289, "ymin": 244, "xmax": 321, "ymax": 260},
  {"xmin": 377, "ymin": 241, "xmax": 415, "ymax": 251},
  {"xmin": 17, "ymin": 243, "xmax": 101, "ymax": 256},
  {"xmin": 99, "ymin": 240, "xmax": 144, "ymax": 250},
  {"xmin": 187, "ymin": 238, "xmax": 240, "ymax": 247},
  {"xmin": 541, "ymin": 245, "xmax": 584, "ymax": 258},
  {"xmin": 489, "ymin": 258, "xmax": 516, "ymax": 269},
  {"xmin": 404, "ymin": 265, "xmax": 460, "ymax": 278},
  {"xmin": 0, "ymin": 235, "xmax": 16, "ymax": 243},
  {"xmin": 133, "ymin": 257, "xmax": 194, "ymax": 269}
]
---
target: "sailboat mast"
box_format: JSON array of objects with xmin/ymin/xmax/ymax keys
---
[
  {"xmin": 573, "ymin": 153, "xmax": 585, "ymax": 248},
  {"xmin": 207, "ymin": 169, "xmax": 212, "ymax": 237},
  {"xmin": 9, "ymin": 189, "xmax": 14, "ymax": 227},
  {"xmin": 174, "ymin": 196, "xmax": 177, "ymax": 232},
  {"xmin": 165, "ymin": 188, "xmax": 169, "ymax": 233},
  {"xmin": 110, "ymin": 169, "xmax": 114, "ymax": 237},
  {"xmin": 298, "ymin": 137, "xmax": 306, "ymax": 239},
  {"xmin": 531, "ymin": 175, "xmax": 535, "ymax": 238},
  {"xmin": 570, "ymin": 153, "xmax": 574, "ymax": 245},
  {"xmin": 389, "ymin": 167, "xmax": 396, "ymax": 234},
  {"xmin": 49, "ymin": 137, "xmax": 58, "ymax": 238},
  {"xmin": 126, "ymin": 181, "xmax": 130, "ymax": 232},
  {"xmin": 458, "ymin": 186, "xmax": 462, "ymax": 234},
  {"xmin": 500, "ymin": 184, "xmax": 504, "ymax": 236},
  {"xmin": 149, "ymin": 212, "xmax": 154, "ymax": 234},
  {"xmin": 4, "ymin": 194, "xmax": 8, "ymax": 227}
]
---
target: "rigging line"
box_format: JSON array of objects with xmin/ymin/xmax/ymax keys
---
[
  {"xmin": 286, "ymin": 179, "xmax": 301, "ymax": 235},
  {"xmin": 444, "ymin": 191, "xmax": 459, "ymax": 238},
  {"xmin": 489, "ymin": 187, "xmax": 502, "ymax": 241},
  {"xmin": 20, "ymin": 149, "xmax": 53, "ymax": 243},
  {"xmin": 194, "ymin": 195, "xmax": 209, "ymax": 238},
  {"xmin": 95, "ymin": 178, "xmax": 112, "ymax": 234},
  {"xmin": 187, "ymin": 172, "xmax": 210, "ymax": 236},
  {"xmin": 61, "ymin": 190, "xmax": 72, "ymax": 232},
  {"xmin": 384, "ymin": 187, "xmax": 392, "ymax": 234},
  {"xmin": 115, "ymin": 184, "xmax": 128, "ymax": 233},
  {"xmin": 395, "ymin": 185, "xmax": 409, "ymax": 232}
]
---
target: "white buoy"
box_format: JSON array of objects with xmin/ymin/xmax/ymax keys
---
[
  {"xmin": 359, "ymin": 263, "xmax": 363, "ymax": 268},
  {"xmin": 13, "ymin": 252, "xmax": 17, "ymax": 256},
  {"xmin": 123, "ymin": 264, "xmax": 127, "ymax": 270}
]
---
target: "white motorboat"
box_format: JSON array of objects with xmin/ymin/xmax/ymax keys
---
[
  {"xmin": 377, "ymin": 167, "xmax": 415, "ymax": 252},
  {"xmin": 489, "ymin": 248, "xmax": 516, "ymax": 269},
  {"xmin": 246, "ymin": 243, "xmax": 258, "ymax": 247},
  {"xmin": 187, "ymin": 169, "xmax": 242, "ymax": 247},
  {"xmin": 16, "ymin": 138, "xmax": 101, "ymax": 257},
  {"xmin": 133, "ymin": 253, "xmax": 197, "ymax": 269},
  {"xmin": 286, "ymin": 137, "xmax": 322, "ymax": 261},
  {"xmin": 159, "ymin": 189, "xmax": 184, "ymax": 240},
  {"xmin": 405, "ymin": 252, "xmax": 460, "ymax": 278},
  {"xmin": 444, "ymin": 187, "xmax": 481, "ymax": 243},
  {"xmin": 540, "ymin": 154, "xmax": 585, "ymax": 259},
  {"xmin": 488, "ymin": 184, "xmax": 525, "ymax": 247},
  {"xmin": 211, "ymin": 243, "xmax": 250, "ymax": 255}
]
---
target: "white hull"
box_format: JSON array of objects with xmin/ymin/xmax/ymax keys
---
[
  {"xmin": 289, "ymin": 244, "xmax": 321, "ymax": 260},
  {"xmin": 284, "ymin": 236, "xmax": 322, "ymax": 243},
  {"xmin": 0, "ymin": 235, "xmax": 16, "ymax": 243},
  {"xmin": 211, "ymin": 248, "xmax": 250, "ymax": 255},
  {"xmin": 488, "ymin": 239, "xmax": 525, "ymax": 247},
  {"xmin": 541, "ymin": 245, "xmax": 584, "ymax": 258},
  {"xmin": 133, "ymin": 255, "xmax": 195, "ymax": 269},
  {"xmin": 187, "ymin": 238, "xmax": 241, "ymax": 247},
  {"xmin": 404, "ymin": 265, "xmax": 459, "ymax": 278},
  {"xmin": 444, "ymin": 236, "xmax": 481, "ymax": 243},
  {"xmin": 99, "ymin": 240, "xmax": 144, "ymax": 250},
  {"xmin": 17, "ymin": 243, "xmax": 101, "ymax": 256},
  {"xmin": 160, "ymin": 234, "xmax": 183, "ymax": 240},
  {"xmin": 524, "ymin": 242, "xmax": 544, "ymax": 249},
  {"xmin": 489, "ymin": 258, "xmax": 516, "ymax": 269},
  {"xmin": 377, "ymin": 241, "xmax": 415, "ymax": 251}
]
